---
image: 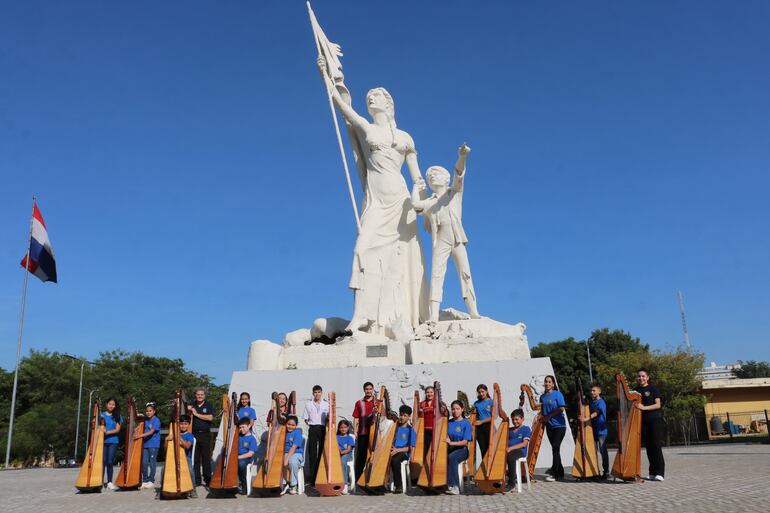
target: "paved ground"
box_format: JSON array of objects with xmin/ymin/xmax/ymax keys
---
[{"xmin": 2, "ymin": 443, "xmax": 769, "ymax": 513}]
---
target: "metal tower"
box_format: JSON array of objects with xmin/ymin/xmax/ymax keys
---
[{"xmin": 677, "ymin": 290, "xmax": 692, "ymax": 350}]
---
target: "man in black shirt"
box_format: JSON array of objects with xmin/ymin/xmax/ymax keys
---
[
  {"xmin": 634, "ymin": 368, "xmax": 665, "ymax": 481},
  {"xmin": 188, "ymin": 386, "xmax": 214, "ymax": 487}
]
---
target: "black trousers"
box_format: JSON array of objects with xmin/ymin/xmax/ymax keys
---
[
  {"xmin": 476, "ymin": 422, "xmax": 491, "ymax": 459},
  {"xmin": 390, "ymin": 452, "xmax": 409, "ymax": 490},
  {"xmin": 422, "ymin": 429, "xmax": 433, "ymax": 460},
  {"xmin": 193, "ymin": 431, "xmax": 212, "ymax": 486},
  {"xmin": 506, "ymin": 448, "xmax": 525, "ymax": 485},
  {"xmin": 642, "ymin": 417, "xmax": 666, "ymax": 477},
  {"xmin": 306, "ymin": 424, "xmax": 326, "ymax": 485},
  {"xmin": 354, "ymin": 434, "xmax": 370, "ymax": 480},
  {"xmin": 545, "ymin": 426, "xmax": 566, "ymax": 479}
]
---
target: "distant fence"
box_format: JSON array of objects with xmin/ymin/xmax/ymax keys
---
[{"xmin": 570, "ymin": 410, "xmax": 770, "ymax": 447}]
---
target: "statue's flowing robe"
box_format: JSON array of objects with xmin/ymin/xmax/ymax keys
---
[{"xmin": 338, "ymin": 87, "xmax": 428, "ymax": 332}]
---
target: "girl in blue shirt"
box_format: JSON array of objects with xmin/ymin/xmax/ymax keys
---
[
  {"xmin": 282, "ymin": 415, "xmax": 304, "ymax": 495},
  {"xmin": 136, "ymin": 402, "xmax": 161, "ymax": 488},
  {"xmin": 101, "ymin": 398, "xmax": 122, "ymax": 490},
  {"xmin": 336, "ymin": 419, "xmax": 355, "ymax": 494},
  {"xmin": 237, "ymin": 392, "xmax": 257, "ymax": 433},
  {"xmin": 473, "ymin": 384, "xmax": 494, "ymax": 459},
  {"xmin": 538, "ymin": 375, "xmax": 566, "ymax": 481},
  {"xmin": 445, "ymin": 400, "xmax": 472, "ymax": 495}
]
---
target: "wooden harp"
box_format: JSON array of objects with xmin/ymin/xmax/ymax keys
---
[
  {"xmin": 611, "ymin": 373, "xmax": 642, "ymax": 481},
  {"xmin": 457, "ymin": 390, "xmax": 476, "ymax": 477},
  {"xmin": 474, "ymin": 383, "xmax": 508, "ymax": 494},
  {"xmin": 115, "ymin": 396, "xmax": 143, "ymax": 490},
  {"xmin": 161, "ymin": 390, "xmax": 194, "ymax": 499},
  {"xmin": 75, "ymin": 400, "xmax": 104, "ymax": 492},
  {"xmin": 409, "ymin": 390, "xmax": 423, "ymax": 482},
  {"xmin": 519, "ymin": 384, "xmax": 544, "ymax": 479},
  {"xmin": 357, "ymin": 385, "xmax": 397, "ymax": 493},
  {"xmin": 210, "ymin": 392, "xmax": 240, "ymax": 494},
  {"xmin": 417, "ymin": 381, "xmax": 448, "ymax": 492},
  {"xmin": 571, "ymin": 378, "xmax": 600, "ymax": 479},
  {"xmin": 252, "ymin": 391, "xmax": 291, "ymax": 495},
  {"xmin": 315, "ymin": 391, "xmax": 345, "ymax": 496}
]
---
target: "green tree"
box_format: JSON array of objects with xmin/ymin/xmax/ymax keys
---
[
  {"xmin": 0, "ymin": 349, "xmax": 228, "ymax": 466},
  {"xmin": 732, "ymin": 360, "xmax": 770, "ymax": 379},
  {"xmin": 594, "ymin": 347, "xmax": 706, "ymax": 444},
  {"xmin": 530, "ymin": 328, "xmax": 648, "ymax": 411}
]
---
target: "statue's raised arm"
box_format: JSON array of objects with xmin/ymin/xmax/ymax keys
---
[{"xmin": 317, "ymin": 56, "xmax": 368, "ymax": 132}]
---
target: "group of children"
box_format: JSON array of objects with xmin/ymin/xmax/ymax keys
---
[{"xmin": 94, "ymin": 368, "xmax": 666, "ymax": 496}]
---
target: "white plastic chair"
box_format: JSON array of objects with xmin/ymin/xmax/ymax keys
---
[
  {"xmin": 458, "ymin": 461, "xmax": 468, "ymax": 493},
  {"xmin": 390, "ymin": 459, "xmax": 411, "ymax": 492},
  {"xmin": 514, "ymin": 457, "xmax": 530, "ymax": 493}
]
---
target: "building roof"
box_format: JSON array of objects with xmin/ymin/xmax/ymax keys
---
[{"xmin": 701, "ymin": 377, "xmax": 770, "ymax": 390}]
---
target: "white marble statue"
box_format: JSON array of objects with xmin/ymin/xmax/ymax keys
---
[
  {"xmin": 411, "ymin": 144, "xmax": 480, "ymax": 323},
  {"xmin": 316, "ymin": 56, "xmax": 429, "ymax": 336}
]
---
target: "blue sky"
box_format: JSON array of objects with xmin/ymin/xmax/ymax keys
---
[{"xmin": 1, "ymin": 1, "xmax": 769, "ymax": 383}]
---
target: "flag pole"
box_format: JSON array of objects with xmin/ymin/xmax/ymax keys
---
[
  {"xmin": 307, "ymin": 1, "xmax": 361, "ymax": 232},
  {"xmin": 4, "ymin": 196, "xmax": 36, "ymax": 469}
]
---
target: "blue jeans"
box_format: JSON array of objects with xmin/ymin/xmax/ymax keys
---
[
  {"xmin": 447, "ymin": 447, "xmax": 469, "ymax": 488},
  {"xmin": 142, "ymin": 447, "xmax": 159, "ymax": 483},
  {"xmin": 340, "ymin": 452, "xmax": 354, "ymax": 485},
  {"xmin": 103, "ymin": 443, "xmax": 118, "ymax": 483},
  {"xmin": 287, "ymin": 453, "xmax": 304, "ymax": 487},
  {"xmin": 238, "ymin": 458, "xmax": 249, "ymax": 491},
  {"xmin": 596, "ymin": 434, "xmax": 609, "ymax": 475}
]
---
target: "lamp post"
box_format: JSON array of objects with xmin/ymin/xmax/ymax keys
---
[
  {"xmin": 83, "ymin": 387, "xmax": 99, "ymax": 453},
  {"xmin": 63, "ymin": 355, "xmax": 95, "ymax": 461}
]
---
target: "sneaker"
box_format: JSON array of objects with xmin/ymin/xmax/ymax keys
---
[
  {"xmin": 653, "ymin": 475, "xmax": 664, "ymax": 482},
  {"xmin": 288, "ymin": 486, "xmax": 298, "ymax": 495},
  {"xmin": 189, "ymin": 489, "xmax": 198, "ymax": 498},
  {"xmin": 342, "ymin": 485, "xmax": 349, "ymax": 495},
  {"xmin": 445, "ymin": 486, "xmax": 460, "ymax": 495},
  {"xmin": 393, "ymin": 487, "xmax": 403, "ymax": 494},
  {"xmin": 544, "ymin": 476, "xmax": 556, "ymax": 482},
  {"xmin": 106, "ymin": 482, "xmax": 116, "ymax": 490}
]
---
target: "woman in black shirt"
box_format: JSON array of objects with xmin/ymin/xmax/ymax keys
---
[{"xmin": 634, "ymin": 368, "xmax": 665, "ymax": 481}]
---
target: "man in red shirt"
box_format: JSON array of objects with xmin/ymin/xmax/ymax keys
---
[{"xmin": 352, "ymin": 382, "xmax": 376, "ymax": 480}]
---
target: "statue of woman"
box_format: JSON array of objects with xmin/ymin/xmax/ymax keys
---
[{"xmin": 317, "ymin": 57, "xmax": 429, "ymax": 335}]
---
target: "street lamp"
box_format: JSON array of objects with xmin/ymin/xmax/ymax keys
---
[
  {"xmin": 63, "ymin": 354, "xmax": 95, "ymax": 461},
  {"xmin": 83, "ymin": 387, "xmax": 99, "ymax": 453},
  {"xmin": 585, "ymin": 338, "xmax": 594, "ymax": 383}
]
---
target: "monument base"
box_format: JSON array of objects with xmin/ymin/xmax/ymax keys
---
[{"xmin": 219, "ymin": 357, "xmax": 574, "ymax": 471}]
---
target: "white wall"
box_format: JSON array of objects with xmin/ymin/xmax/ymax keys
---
[{"xmin": 216, "ymin": 357, "xmax": 575, "ymax": 471}]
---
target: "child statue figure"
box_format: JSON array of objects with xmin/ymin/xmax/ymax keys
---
[{"xmin": 411, "ymin": 143, "xmax": 481, "ymax": 323}]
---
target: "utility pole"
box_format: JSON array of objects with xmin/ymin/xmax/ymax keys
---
[{"xmin": 677, "ymin": 290, "xmax": 692, "ymax": 350}]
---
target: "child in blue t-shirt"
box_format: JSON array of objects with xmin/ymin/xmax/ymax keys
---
[
  {"xmin": 136, "ymin": 402, "xmax": 161, "ymax": 488},
  {"xmin": 160, "ymin": 414, "xmax": 197, "ymax": 497},
  {"xmin": 282, "ymin": 415, "xmax": 304, "ymax": 495},
  {"xmin": 587, "ymin": 384, "xmax": 609, "ymax": 478},
  {"xmin": 101, "ymin": 397, "xmax": 123, "ymax": 490},
  {"xmin": 236, "ymin": 417, "xmax": 258, "ymax": 494},
  {"xmin": 506, "ymin": 409, "xmax": 531, "ymax": 488},
  {"xmin": 473, "ymin": 384, "xmax": 494, "ymax": 459},
  {"xmin": 237, "ymin": 392, "xmax": 257, "ymax": 433},
  {"xmin": 336, "ymin": 419, "xmax": 355, "ymax": 494},
  {"xmin": 538, "ymin": 375, "xmax": 566, "ymax": 481},
  {"xmin": 390, "ymin": 405, "xmax": 417, "ymax": 493},
  {"xmin": 446, "ymin": 400, "xmax": 473, "ymax": 495}
]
